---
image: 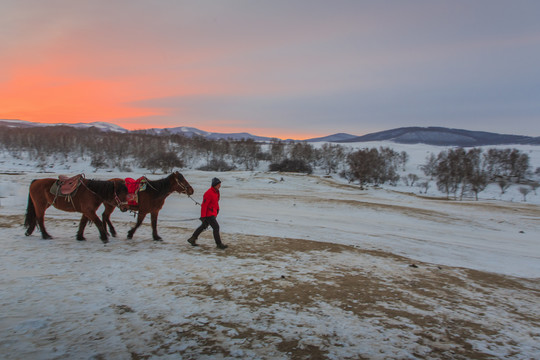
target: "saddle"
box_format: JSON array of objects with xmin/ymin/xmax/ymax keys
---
[
  {"xmin": 50, "ymin": 174, "xmax": 83, "ymax": 196},
  {"xmin": 125, "ymin": 177, "xmax": 147, "ymax": 206}
]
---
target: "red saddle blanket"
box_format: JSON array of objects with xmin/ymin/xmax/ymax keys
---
[{"xmin": 125, "ymin": 177, "xmax": 146, "ymax": 205}]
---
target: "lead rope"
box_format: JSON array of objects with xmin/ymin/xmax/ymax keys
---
[
  {"xmin": 187, "ymin": 195, "xmax": 201, "ymax": 206},
  {"xmin": 173, "ymin": 175, "xmax": 203, "ymax": 222},
  {"xmin": 174, "ymin": 175, "xmax": 201, "ymax": 206}
]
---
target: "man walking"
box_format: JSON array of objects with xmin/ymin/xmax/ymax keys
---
[{"xmin": 187, "ymin": 177, "xmax": 228, "ymax": 249}]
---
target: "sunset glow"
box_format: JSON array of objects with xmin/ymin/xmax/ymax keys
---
[{"xmin": 2, "ymin": 1, "xmax": 540, "ymax": 138}]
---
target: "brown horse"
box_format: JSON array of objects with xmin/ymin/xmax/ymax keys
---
[
  {"xmin": 80, "ymin": 171, "xmax": 194, "ymax": 241},
  {"xmin": 24, "ymin": 177, "xmax": 129, "ymax": 243}
]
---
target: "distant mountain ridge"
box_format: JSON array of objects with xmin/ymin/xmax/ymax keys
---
[
  {"xmin": 304, "ymin": 133, "xmax": 359, "ymax": 142},
  {"xmin": 135, "ymin": 126, "xmax": 276, "ymax": 142},
  {"xmin": 0, "ymin": 119, "xmax": 128, "ymax": 133},
  {"xmin": 339, "ymin": 126, "xmax": 540, "ymax": 146},
  {"xmin": 1, "ymin": 119, "xmax": 539, "ymax": 146}
]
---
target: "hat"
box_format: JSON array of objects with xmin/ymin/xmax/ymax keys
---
[{"xmin": 211, "ymin": 177, "xmax": 221, "ymax": 187}]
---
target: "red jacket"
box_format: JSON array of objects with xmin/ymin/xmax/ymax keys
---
[{"xmin": 200, "ymin": 187, "xmax": 220, "ymax": 217}]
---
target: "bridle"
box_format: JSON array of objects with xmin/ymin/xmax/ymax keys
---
[
  {"xmin": 112, "ymin": 181, "xmax": 129, "ymax": 210},
  {"xmin": 174, "ymin": 173, "xmax": 201, "ymax": 206}
]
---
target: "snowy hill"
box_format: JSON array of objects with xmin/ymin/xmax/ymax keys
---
[
  {"xmin": 305, "ymin": 132, "xmax": 358, "ymax": 142},
  {"xmin": 136, "ymin": 126, "xmax": 275, "ymax": 142},
  {"xmin": 340, "ymin": 126, "xmax": 535, "ymax": 146},
  {"xmin": 0, "ymin": 119, "xmax": 128, "ymax": 133},
  {"xmin": 65, "ymin": 121, "xmax": 129, "ymax": 133}
]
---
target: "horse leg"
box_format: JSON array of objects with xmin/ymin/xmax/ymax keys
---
[
  {"xmin": 127, "ymin": 212, "xmax": 147, "ymax": 239},
  {"xmin": 102, "ymin": 204, "xmax": 116, "ymax": 237},
  {"xmin": 38, "ymin": 218, "xmax": 52, "ymax": 239},
  {"xmin": 35, "ymin": 201, "xmax": 53, "ymax": 240},
  {"xmin": 84, "ymin": 212, "xmax": 109, "ymax": 243},
  {"xmin": 77, "ymin": 215, "xmax": 89, "ymax": 241},
  {"xmin": 150, "ymin": 212, "xmax": 162, "ymax": 241}
]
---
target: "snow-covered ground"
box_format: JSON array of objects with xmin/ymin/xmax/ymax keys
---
[{"xmin": 1, "ymin": 142, "xmax": 539, "ymax": 359}]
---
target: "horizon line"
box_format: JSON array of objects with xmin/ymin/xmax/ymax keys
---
[{"xmin": 1, "ymin": 118, "xmax": 538, "ymax": 140}]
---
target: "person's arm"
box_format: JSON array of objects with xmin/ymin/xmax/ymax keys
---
[{"xmin": 200, "ymin": 191, "xmax": 209, "ymax": 217}]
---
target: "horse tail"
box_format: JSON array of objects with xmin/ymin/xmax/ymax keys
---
[{"xmin": 24, "ymin": 182, "xmax": 37, "ymax": 231}]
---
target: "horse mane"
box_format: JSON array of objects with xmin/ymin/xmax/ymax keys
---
[
  {"xmin": 85, "ymin": 179, "xmax": 118, "ymax": 199},
  {"xmin": 145, "ymin": 174, "xmax": 173, "ymax": 197}
]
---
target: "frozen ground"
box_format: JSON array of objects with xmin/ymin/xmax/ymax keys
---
[{"xmin": 0, "ymin": 142, "xmax": 539, "ymax": 359}]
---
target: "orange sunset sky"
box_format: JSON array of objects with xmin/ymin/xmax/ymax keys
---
[{"xmin": 2, "ymin": 1, "xmax": 540, "ymax": 139}]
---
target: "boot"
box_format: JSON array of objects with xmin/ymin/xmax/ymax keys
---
[{"xmin": 187, "ymin": 237, "xmax": 198, "ymax": 246}]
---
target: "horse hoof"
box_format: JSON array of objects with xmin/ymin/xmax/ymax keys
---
[
  {"xmin": 101, "ymin": 239, "xmax": 109, "ymax": 244},
  {"xmin": 153, "ymin": 237, "xmax": 163, "ymax": 242},
  {"xmin": 77, "ymin": 237, "xmax": 86, "ymax": 241},
  {"xmin": 111, "ymin": 232, "xmax": 117, "ymax": 238},
  {"xmin": 25, "ymin": 231, "xmax": 32, "ymax": 236},
  {"xmin": 42, "ymin": 234, "xmax": 53, "ymax": 240}
]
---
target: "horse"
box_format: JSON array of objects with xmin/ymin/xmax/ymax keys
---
[
  {"xmin": 24, "ymin": 177, "xmax": 129, "ymax": 243},
  {"xmin": 81, "ymin": 171, "xmax": 194, "ymax": 241}
]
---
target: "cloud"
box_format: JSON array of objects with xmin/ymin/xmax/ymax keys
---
[{"xmin": 1, "ymin": 1, "xmax": 540, "ymax": 136}]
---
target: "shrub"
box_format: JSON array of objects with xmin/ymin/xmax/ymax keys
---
[
  {"xmin": 269, "ymin": 159, "xmax": 312, "ymax": 174},
  {"xmin": 197, "ymin": 158, "xmax": 235, "ymax": 172},
  {"xmin": 140, "ymin": 151, "xmax": 184, "ymax": 174}
]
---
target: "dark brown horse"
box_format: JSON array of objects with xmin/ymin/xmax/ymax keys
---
[
  {"xmin": 80, "ymin": 171, "xmax": 194, "ymax": 241},
  {"xmin": 24, "ymin": 177, "xmax": 129, "ymax": 243}
]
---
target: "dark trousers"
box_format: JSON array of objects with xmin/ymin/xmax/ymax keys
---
[{"xmin": 192, "ymin": 216, "xmax": 222, "ymax": 245}]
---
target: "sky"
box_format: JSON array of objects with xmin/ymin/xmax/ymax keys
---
[{"xmin": 1, "ymin": 1, "xmax": 540, "ymax": 139}]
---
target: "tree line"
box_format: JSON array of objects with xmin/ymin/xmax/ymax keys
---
[
  {"xmin": 1, "ymin": 125, "xmax": 538, "ymax": 200},
  {"xmin": 420, "ymin": 147, "xmax": 536, "ymax": 200}
]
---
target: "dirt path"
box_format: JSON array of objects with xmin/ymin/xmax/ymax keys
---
[{"xmin": 175, "ymin": 232, "xmax": 540, "ymax": 359}]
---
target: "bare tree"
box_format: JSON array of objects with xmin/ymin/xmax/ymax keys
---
[
  {"xmin": 420, "ymin": 153, "xmax": 438, "ymax": 179},
  {"xmin": 484, "ymin": 148, "xmax": 530, "ymax": 182},
  {"xmin": 269, "ymin": 139, "xmax": 286, "ymax": 163},
  {"xmin": 529, "ymin": 181, "xmax": 539, "ymax": 195},
  {"xmin": 407, "ymin": 173, "xmax": 419, "ymax": 187},
  {"xmin": 497, "ymin": 178, "xmax": 511, "ymax": 195},
  {"xmin": 141, "ymin": 151, "xmax": 184, "ymax": 174},
  {"xmin": 433, "ymin": 148, "xmax": 468, "ymax": 199},
  {"xmin": 417, "ymin": 181, "xmax": 430, "ymax": 194},
  {"xmin": 91, "ymin": 154, "xmax": 109, "ymax": 172},
  {"xmin": 232, "ymin": 139, "xmax": 260, "ymax": 171},
  {"xmin": 399, "ymin": 151, "xmax": 409, "ymax": 171},
  {"xmin": 464, "ymin": 148, "xmax": 488, "ymax": 201},
  {"xmin": 519, "ymin": 186, "xmax": 531, "ymax": 202},
  {"xmin": 343, "ymin": 147, "xmax": 402, "ymax": 186},
  {"xmin": 320, "ymin": 143, "xmax": 346, "ymax": 175}
]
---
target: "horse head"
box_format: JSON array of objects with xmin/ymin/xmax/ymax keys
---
[
  {"xmin": 172, "ymin": 171, "xmax": 194, "ymax": 195},
  {"xmin": 113, "ymin": 179, "xmax": 130, "ymax": 212}
]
